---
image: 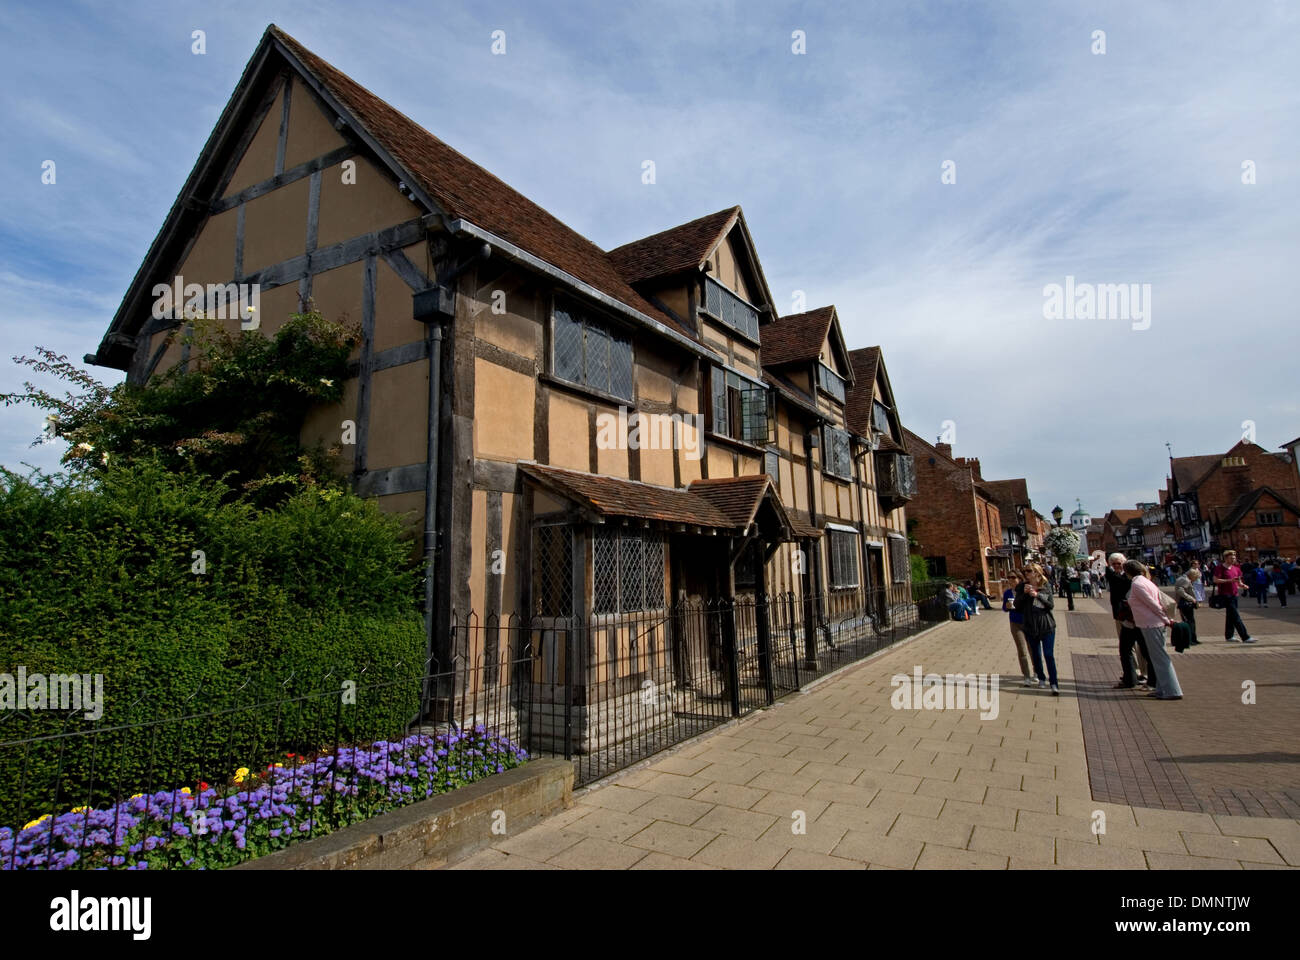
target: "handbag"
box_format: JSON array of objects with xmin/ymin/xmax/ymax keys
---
[
  {"xmin": 1208, "ymin": 594, "xmax": 1226, "ymax": 609},
  {"xmin": 1171, "ymin": 621, "xmax": 1192, "ymax": 652}
]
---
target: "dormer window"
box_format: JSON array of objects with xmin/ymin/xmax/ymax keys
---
[
  {"xmin": 815, "ymin": 363, "xmax": 846, "ymax": 403},
  {"xmin": 701, "ymin": 276, "xmax": 760, "ymax": 342}
]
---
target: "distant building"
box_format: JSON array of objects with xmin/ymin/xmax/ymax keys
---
[
  {"xmin": 1165, "ymin": 440, "xmax": 1300, "ymax": 561},
  {"xmin": 983, "ymin": 478, "xmax": 1034, "ymax": 570},
  {"xmin": 902, "ymin": 432, "xmax": 1010, "ymax": 590}
]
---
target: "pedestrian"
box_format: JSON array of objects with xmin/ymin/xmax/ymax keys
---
[
  {"xmin": 1125, "ymin": 560, "xmax": 1183, "ymax": 700},
  {"xmin": 956, "ymin": 583, "xmax": 978, "ymax": 617},
  {"xmin": 1252, "ymin": 564, "xmax": 1270, "ymax": 606},
  {"xmin": 966, "ymin": 579, "xmax": 994, "ymax": 611},
  {"xmin": 1106, "ymin": 552, "xmax": 1151, "ymax": 686},
  {"xmin": 1003, "ymin": 570, "xmax": 1037, "ymax": 687},
  {"xmin": 943, "ymin": 582, "xmax": 967, "ymax": 621},
  {"xmin": 1015, "ymin": 563, "xmax": 1059, "ymax": 694},
  {"xmin": 1190, "ymin": 560, "xmax": 1207, "ymax": 604},
  {"xmin": 1080, "ymin": 566, "xmax": 1092, "ymax": 597},
  {"xmin": 1271, "ymin": 562, "xmax": 1288, "ymax": 607},
  {"xmin": 1174, "ymin": 567, "xmax": 1201, "ymax": 645},
  {"xmin": 1211, "ymin": 550, "xmax": 1254, "ymax": 643}
]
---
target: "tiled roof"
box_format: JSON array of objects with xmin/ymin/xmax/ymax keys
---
[
  {"xmin": 521, "ymin": 464, "xmax": 730, "ymax": 527},
  {"xmin": 689, "ymin": 475, "xmax": 792, "ymax": 535},
  {"xmin": 844, "ymin": 346, "xmax": 880, "ymax": 438},
  {"xmin": 788, "ymin": 510, "xmax": 824, "ymax": 539},
  {"xmin": 607, "ymin": 207, "xmax": 739, "ymax": 285},
  {"xmin": 1108, "ymin": 509, "xmax": 1143, "ymax": 523},
  {"xmin": 904, "ymin": 428, "xmax": 986, "ymax": 497},
  {"xmin": 1170, "ymin": 454, "xmax": 1220, "ymax": 492},
  {"xmin": 762, "ymin": 306, "xmax": 835, "ymax": 367},
  {"xmin": 982, "ymin": 478, "xmax": 1030, "ymax": 514},
  {"xmin": 1219, "ymin": 486, "xmax": 1300, "ymax": 530},
  {"xmin": 521, "ymin": 464, "xmax": 794, "ymax": 538},
  {"xmin": 271, "ymin": 28, "xmax": 699, "ymax": 345}
]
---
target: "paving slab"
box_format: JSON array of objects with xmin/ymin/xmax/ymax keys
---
[{"xmin": 464, "ymin": 597, "xmax": 1299, "ymax": 869}]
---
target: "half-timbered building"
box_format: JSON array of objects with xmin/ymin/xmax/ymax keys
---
[{"xmin": 89, "ymin": 26, "xmax": 915, "ymax": 757}]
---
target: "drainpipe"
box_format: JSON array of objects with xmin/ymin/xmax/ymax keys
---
[
  {"xmin": 412, "ymin": 240, "xmax": 491, "ymax": 722},
  {"xmin": 422, "ymin": 321, "xmax": 442, "ymax": 681},
  {"xmin": 802, "ymin": 430, "xmax": 822, "ymax": 665}
]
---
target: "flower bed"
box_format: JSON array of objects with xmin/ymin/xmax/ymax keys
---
[{"xmin": 1, "ymin": 726, "xmax": 526, "ymax": 870}]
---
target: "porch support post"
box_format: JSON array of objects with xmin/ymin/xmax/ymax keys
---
[
  {"xmin": 802, "ymin": 536, "xmax": 819, "ymax": 669},
  {"xmin": 755, "ymin": 543, "xmax": 775, "ymax": 704},
  {"xmin": 721, "ymin": 539, "xmax": 741, "ymax": 716}
]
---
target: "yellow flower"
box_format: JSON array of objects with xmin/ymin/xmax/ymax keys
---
[
  {"xmin": 130, "ymin": 794, "xmax": 144, "ymax": 800},
  {"xmin": 233, "ymin": 766, "xmax": 250, "ymax": 784},
  {"xmin": 179, "ymin": 787, "xmax": 191, "ymax": 795},
  {"xmin": 23, "ymin": 814, "xmax": 51, "ymax": 830},
  {"xmin": 72, "ymin": 806, "xmax": 89, "ymax": 814}
]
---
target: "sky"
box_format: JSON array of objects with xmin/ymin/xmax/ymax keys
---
[{"xmin": 1, "ymin": 0, "xmax": 1297, "ymax": 519}]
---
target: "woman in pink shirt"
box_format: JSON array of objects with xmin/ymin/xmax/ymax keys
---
[{"xmin": 1124, "ymin": 560, "xmax": 1183, "ymax": 700}]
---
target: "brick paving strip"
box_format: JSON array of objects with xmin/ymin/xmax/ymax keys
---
[
  {"xmin": 1071, "ymin": 595, "xmax": 1300, "ymax": 819},
  {"xmin": 442, "ymin": 597, "xmax": 1300, "ymax": 870}
]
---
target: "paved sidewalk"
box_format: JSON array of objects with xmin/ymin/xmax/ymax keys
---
[{"xmin": 449, "ymin": 599, "xmax": 1300, "ymax": 870}]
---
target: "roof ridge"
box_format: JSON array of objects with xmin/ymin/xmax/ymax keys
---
[
  {"xmin": 272, "ymin": 26, "xmax": 605, "ymax": 257},
  {"xmin": 607, "ymin": 206, "xmax": 740, "ymax": 256},
  {"xmin": 267, "ymin": 26, "xmax": 700, "ymax": 345}
]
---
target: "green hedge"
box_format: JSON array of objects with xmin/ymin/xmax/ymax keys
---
[{"xmin": 0, "ymin": 462, "xmax": 424, "ymax": 826}]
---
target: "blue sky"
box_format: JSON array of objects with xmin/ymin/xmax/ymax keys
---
[{"xmin": 2, "ymin": 0, "xmax": 1297, "ymax": 519}]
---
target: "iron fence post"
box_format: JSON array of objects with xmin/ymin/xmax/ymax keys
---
[{"xmin": 721, "ymin": 600, "xmax": 741, "ymax": 717}]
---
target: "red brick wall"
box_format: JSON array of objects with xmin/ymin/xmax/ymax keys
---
[
  {"xmin": 1197, "ymin": 444, "xmax": 1300, "ymax": 558},
  {"xmin": 1219, "ymin": 489, "xmax": 1300, "ymax": 558},
  {"xmin": 906, "ymin": 445, "xmax": 1004, "ymax": 588}
]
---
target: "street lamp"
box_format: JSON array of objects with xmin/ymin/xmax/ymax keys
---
[{"xmin": 1049, "ymin": 505, "xmax": 1074, "ymax": 609}]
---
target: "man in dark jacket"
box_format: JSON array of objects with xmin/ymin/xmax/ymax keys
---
[{"xmin": 1106, "ymin": 553, "xmax": 1150, "ymax": 687}]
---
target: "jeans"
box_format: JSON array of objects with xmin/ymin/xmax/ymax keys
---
[
  {"xmin": 1276, "ymin": 585, "xmax": 1288, "ymax": 607},
  {"xmin": 1026, "ymin": 630, "xmax": 1058, "ymax": 686},
  {"xmin": 948, "ymin": 602, "xmax": 967, "ymax": 620},
  {"xmin": 1009, "ymin": 621, "xmax": 1033, "ymax": 678},
  {"xmin": 1222, "ymin": 596, "xmax": 1249, "ymax": 641},
  {"xmin": 1140, "ymin": 626, "xmax": 1183, "ymax": 698}
]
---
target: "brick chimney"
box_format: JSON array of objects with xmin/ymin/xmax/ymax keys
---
[
  {"xmin": 956, "ymin": 456, "xmax": 982, "ymax": 480},
  {"xmin": 935, "ymin": 442, "xmax": 953, "ymax": 459}
]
